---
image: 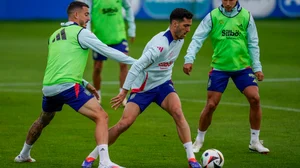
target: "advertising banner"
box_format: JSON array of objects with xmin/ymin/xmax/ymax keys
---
[{"xmin": 278, "ymin": 0, "xmax": 300, "ymax": 17}]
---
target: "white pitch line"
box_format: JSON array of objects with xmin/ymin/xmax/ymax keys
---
[
  {"xmin": 180, "ymin": 98, "xmax": 300, "ymax": 113},
  {"xmin": 1, "ymin": 88, "xmax": 300, "ymax": 113},
  {"xmin": 0, "ymin": 77, "xmax": 300, "ymax": 87}
]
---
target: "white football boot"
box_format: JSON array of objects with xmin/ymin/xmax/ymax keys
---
[
  {"xmin": 14, "ymin": 155, "xmax": 36, "ymax": 163},
  {"xmin": 249, "ymin": 140, "xmax": 270, "ymax": 154},
  {"xmin": 192, "ymin": 140, "xmax": 203, "ymax": 153}
]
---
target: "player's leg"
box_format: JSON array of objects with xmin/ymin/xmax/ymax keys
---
[
  {"xmin": 119, "ymin": 62, "xmax": 128, "ymax": 106},
  {"xmin": 108, "ymin": 102, "xmax": 140, "ymax": 145},
  {"xmin": 15, "ymin": 112, "xmax": 56, "ymax": 163},
  {"xmin": 193, "ymin": 70, "xmax": 229, "ymax": 153},
  {"xmin": 113, "ymin": 40, "xmax": 129, "ymax": 106},
  {"xmin": 69, "ymin": 84, "xmax": 124, "ymax": 167},
  {"xmin": 157, "ymin": 81, "xmax": 201, "ymax": 168},
  {"xmin": 233, "ymin": 68, "xmax": 269, "ymax": 154},
  {"xmin": 92, "ymin": 51, "xmax": 107, "ymax": 104},
  {"xmin": 82, "ymin": 90, "xmax": 152, "ymax": 168},
  {"xmin": 82, "ymin": 102, "xmax": 140, "ymax": 168},
  {"xmin": 15, "ymin": 93, "xmax": 63, "ymax": 163}
]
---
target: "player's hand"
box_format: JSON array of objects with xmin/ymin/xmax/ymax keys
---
[
  {"xmin": 130, "ymin": 37, "xmax": 135, "ymax": 44},
  {"xmin": 183, "ymin": 63, "xmax": 193, "ymax": 75},
  {"xmin": 111, "ymin": 89, "xmax": 128, "ymax": 110},
  {"xmin": 86, "ymin": 83, "xmax": 100, "ymax": 100},
  {"xmin": 255, "ymin": 71, "xmax": 264, "ymax": 81}
]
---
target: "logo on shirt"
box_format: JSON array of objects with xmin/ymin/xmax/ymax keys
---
[
  {"xmin": 157, "ymin": 46, "xmax": 164, "ymax": 52},
  {"xmin": 238, "ymin": 24, "xmax": 243, "ymax": 29},
  {"xmin": 158, "ymin": 61, "xmax": 173, "ymax": 69},
  {"xmin": 222, "ymin": 30, "xmax": 241, "ymax": 38},
  {"xmin": 102, "ymin": 7, "xmax": 118, "ymax": 15}
]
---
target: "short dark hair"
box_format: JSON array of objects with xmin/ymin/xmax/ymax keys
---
[
  {"xmin": 169, "ymin": 8, "xmax": 193, "ymax": 23},
  {"xmin": 67, "ymin": 1, "xmax": 89, "ymax": 16}
]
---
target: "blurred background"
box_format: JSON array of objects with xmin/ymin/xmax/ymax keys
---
[
  {"xmin": 1, "ymin": 0, "xmax": 300, "ymax": 168},
  {"xmin": 0, "ymin": 0, "xmax": 299, "ymax": 20}
]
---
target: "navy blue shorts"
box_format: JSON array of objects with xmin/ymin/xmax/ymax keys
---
[
  {"xmin": 93, "ymin": 40, "xmax": 129, "ymax": 61},
  {"xmin": 207, "ymin": 68, "xmax": 258, "ymax": 93},
  {"xmin": 42, "ymin": 83, "xmax": 94, "ymax": 112},
  {"xmin": 127, "ymin": 80, "xmax": 176, "ymax": 112}
]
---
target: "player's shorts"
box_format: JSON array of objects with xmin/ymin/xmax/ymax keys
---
[
  {"xmin": 42, "ymin": 83, "xmax": 94, "ymax": 112},
  {"xmin": 207, "ymin": 68, "xmax": 258, "ymax": 93},
  {"xmin": 93, "ymin": 39, "xmax": 129, "ymax": 61},
  {"xmin": 127, "ymin": 80, "xmax": 176, "ymax": 112}
]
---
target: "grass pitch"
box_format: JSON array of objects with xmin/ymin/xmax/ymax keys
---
[{"xmin": 0, "ymin": 19, "xmax": 300, "ymax": 168}]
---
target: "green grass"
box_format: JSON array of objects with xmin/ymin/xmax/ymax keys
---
[{"xmin": 0, "ymin": 19, "xmax": 300, "ymax": 168}]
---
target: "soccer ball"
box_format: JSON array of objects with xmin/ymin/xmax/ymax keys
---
[{"xmin": 201, "ymin": 149, "xmax": 224, "ymax": 168}]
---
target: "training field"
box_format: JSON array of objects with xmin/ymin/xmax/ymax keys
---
[{"xmin": 0, "ymin": 19, "xmax": 300, "ymax": 168}]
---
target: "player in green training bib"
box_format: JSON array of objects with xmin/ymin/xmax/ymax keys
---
[
  {"xmin": 14, "ymin": 2, "xmax": 135, "ymax": 168},
  {"xmin": 183, "ymin": 0, "xmax": 269, "ymax": 154},
  {"xmin": 83, "ymin": 0, "xmax": 136, "ymax": 105}
]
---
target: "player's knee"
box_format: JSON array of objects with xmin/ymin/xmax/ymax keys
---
[
  {"xmin": 171, "ymin": 107, "xmax": 185, "ymax": 121},
  {"xmin": 93, "ymin": 66, "xmax": 102, "ymax": 74},
  {"xmin": 206, "ymin": 102, "xmax": 218, "ymax": 111},
  {"xmin": 39, "ymin": 112, "xmax": 55, "ymax": 127},
  {"xmin": 249, "ymin": 94, "xmax": 260, "ymax": 106},
  {"xmin": 119, "ymin": 64, "xmax": 128, "ymax": 73},
  {"xmin": 118, "ymin": 117, "xmax": 134, "ymax": 132},
  {"xmin": 94, "ymin": 110, "xmax": 108, "ymax": 123},
  {"xmin": 93, "ymin": 62, "xmax": 103, "ymax": 73}
]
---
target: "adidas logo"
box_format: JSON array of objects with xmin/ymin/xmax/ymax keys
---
[{"xmin": 157, "ymin": 46, "xmax": 164, "ymax": 52}]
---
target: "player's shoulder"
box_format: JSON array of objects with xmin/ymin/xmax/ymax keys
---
[{"xmin": 152, "ymin": 29, "xmax": 174, "ymax": 47}]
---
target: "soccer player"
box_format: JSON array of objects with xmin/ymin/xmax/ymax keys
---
[
  {"xmin": 14, "ymin": 2, "xmax": 135, "ymax": 168},
  {"xmin": 183, "ymin": 0, "xmax": 270, "ymax": 154},
  {"xmin": 80, "ymin": 0, "xmax": 136, "ymax": 105},
  {"xmin": 81, "ymin": 8, "xmax": 202, "ymax": 168}
]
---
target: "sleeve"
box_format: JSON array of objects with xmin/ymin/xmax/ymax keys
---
[
  {"xmin": 122, "ymin": 0, "xmax": 136, "ymax": 37},
  {"xmin": 122, "ymin": 40, "xmax": 167, "ymax": 90},
  {"xmin": 75, "ymin": 0, "xmax": 92, "ymax": 30},
  {"xmin": 247, "ymin": 14, "xmax": 262, "ymax": 72},
  {"xmin": 82, "ymin": 79, "xmax": 89, "ymax": 87},
  {"xmin": 78, "ymin": 29, "xmax": 136, "ymax": 65},
  {"xmin": 184, "ymin": 13, "xmax": 212, "ymax": 64}
]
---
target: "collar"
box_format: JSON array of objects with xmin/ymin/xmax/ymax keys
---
[
  {"xmin": 60, "ymin": 21, "xmax": 79, "ymax": 27},
  {"xmin": 163, "ymin": 29, "xmax": 174, "ymax": 45},
  {"xmin": 219, "ymin": 1, "xmax": 242, "ymax": 16}
]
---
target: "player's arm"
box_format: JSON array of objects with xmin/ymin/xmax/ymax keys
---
[
  {"xmin": 183, "ymin": 13, "xmax": 212, "ymax": 75},
  {"xmin": 78, "ymin": 29, "xmax": 136, "ymax": 65},
  {"xmin": 123, "ymin": 45, "xmax": 163, "ymax": 90},
  {"xmin": 247, "ymin": 14, "xmax": 263, "ymax": 81},
  {"xmin": 122, "ymin": 0, "xmax": 136, "ymax": 42},
  {"xmin": 82, "ymin": 79, "xmax": 99, "ymax": 99},
  {"xmin": 111, "ymin": 43, "xmax": 166, "ymax": 109},
  {"xmin": 247, "ymin": 15, "xmax": 262, "ymax": 71}
]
